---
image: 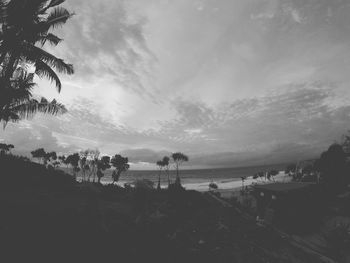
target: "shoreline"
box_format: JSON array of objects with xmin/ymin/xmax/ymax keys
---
[{"xmin": 97, "ymin": 171, "xmax": 292, "ymax": 195}]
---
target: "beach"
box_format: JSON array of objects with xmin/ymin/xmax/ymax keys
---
[{"xmin": 90, "ymin": 167, "xmax": 292, "ymax": 197}]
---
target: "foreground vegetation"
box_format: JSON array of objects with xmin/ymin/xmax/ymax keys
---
[{"xmin": 0, "ymin": 153, "xmax": 325, "ymax": 263}]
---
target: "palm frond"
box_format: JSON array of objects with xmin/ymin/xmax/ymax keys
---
[
  {"xmin": 46, "ymin": 0, "xmax": 65, "ymax": 9},
  {"xmin": 38, "ymin": 0, "xmax": 65, "ymax": 14},
  {"xmin": 46, "ymin": 7, "xmax": 73, "ymax": 29},
  {"xmin": 0, "ymin": 108, "xmax": 19, "ymax": 128},
  {"xmin": 35, "ymin": 60, "xmax": 61, "ymax": 92},
  {"xmin": 0, "ymin": 0, "xmax": 72, "ymax": 127},
  {"xmin": 22, "ymin": 43, "xmax": 74, "ymax": 75},
  {"xmin": 38, "ymin": 33, "xmax": 62, "ymax": 46},
  {"xmin": 0, "ymin": 0, "xmax": 8, "ymax": 23},
  {"xmin": 11, "ymin": 97, "xmax": 67, "ymax": 119}
]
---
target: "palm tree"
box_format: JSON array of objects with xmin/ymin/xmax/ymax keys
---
[
  {"xmin": 0, "ymin": 0, "xmax": 73, "ymax": 125},
  {"xmin": 0, "ymin": 0, "xmax": 74, "ymax": 84},
  {"xmin": 79, "ymin": 156, "xmax": 87, "ymax": 182},
  {"xmin": 156, "ymin": 160, "xmax": 163, "ymax": 190},
  {"xmin": 240, "ymin": 176, "xmax": 246, "ymax": 189},
  {"xmin": 66, "ymin": 153, "xmax": 80, "ymax": 180},
  {"xmin": 110, "ymin": 154, "xmax": 130, "ymax": 184},
  {"xmin": 97, "ymin": 155, "xmax": 110, "ymax": 184},
  {"xmin": 84, "ymin": 149, "xmax": 100, "ymax": 182},
  {"xmin": 171, "ymin": 152, "xmax": 189, "ymax": 186},
  {"xmin": 162, "ymin": 156, "xmax": 170, "ymax": 186}
]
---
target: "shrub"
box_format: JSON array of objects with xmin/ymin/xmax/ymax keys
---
[
  {"xmin": 209, "ymin": 182, "xmax": 218, "ymax": 190},
  {"xmin": 133, "ymin": 179, "xmax": 154, "ymax": 191},
  {"xmin": 124, "ymin": 183, "xmax": 133, "ymax": 191}
]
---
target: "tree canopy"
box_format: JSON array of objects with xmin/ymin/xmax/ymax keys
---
[
  {"xmin": 111, "ymin": 154, "xmax": 129, "ymax": 183},
  {"xmin": 315, "ymin": 143, "xmax": 349, "ymax": 193},
  {"xmin": 0, "ymin": 142, "xmax": 14, "ymax": 154},
  {"xmin": 0, "ymin": 0, "xmax": 74, "ymax": 125}
]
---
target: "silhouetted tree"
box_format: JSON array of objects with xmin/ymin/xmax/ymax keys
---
[
  {"xmin": 0, "ymin": 143, "xmax": 14, "ymax": 154},
  {"xmin": 44, "ymin": 152, "xmax": 57, "ymax": 166},
  {"xmin": 79, "ymin": 156, "xmax": 87, "ymax": 182},
  {"xmin": 314, "ymin": 144, "xmax": 349, "ymax": 194},
  {"xmin": 57, "ymin": 155, "xmax": 66, "ymax": 168},
  {"xmin": 253, "ymin": 171, "xmax": 265, "ymax": 182},
  {"xmin": 52, "ymin": 160, "xmax": 60, "ymax": 168},
  {"xmin": 97, "ymin": 155, "xmax": 111, "ymax": 183},
  {"xmin": 156, "ymin": 160, "xmax": 163, "ymax": 190},
  {"xmin": 110, "ymin": 154, "xmax": 129, "ymax": 184},
  {"xmin": 78, "ymin": 149, "xmax": 100, "ymax": 182},
  {"xmin": 87, "ymin": 149, "xmax": 100, "ymax": 182},
  {"xmin": 171, "ymin": 152, "xmax": 189, "ymax": 186},
  {"xmin": 162, "ymin": 156, "xmax": 170, "ymax": 186},
  {"xmin": 0, "ymin": 0, "xmax": 74, "ymax": 125},
  {"xmin": 341, "ymin": 131, "xmax": 350, "ymax": 155},
  {"xmin": 285, "ymin": 163, "xmax": 297, "ymax": 176},
  {"xmin": 31, "ymin": 148, "xmax": 46, "ymax": 163},
  {"xmin": 66, "ymin": 153, "xmax": 80, "ymax": 180},
  {"xmin": 240, "ymin": 176, "xmax": 246, "ymax": 189},
  {"xmin": 209, "ymin": 182, "xmax": 218, "ymax": 190},
  {"xmin": 267, "ymin": 170, "xmax": 278, "ymax": 182}
]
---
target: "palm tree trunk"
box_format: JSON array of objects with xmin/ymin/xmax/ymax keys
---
[
  {"xmin": 175, "ymin": 163, "xmax": 181, "ymax": 185},
  {"xmin": 157, "ymin": 169, "xmax": 161, "ymax": 190},
  {"xmin": 167, "ymin": 168, "xmax": 170, "ymax": 186}
]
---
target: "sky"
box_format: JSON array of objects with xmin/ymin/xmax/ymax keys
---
[{"xmin": 2, "ymin": 0, "xmax": 350, "ymax": 169}]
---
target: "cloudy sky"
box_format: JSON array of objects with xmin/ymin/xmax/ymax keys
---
[{"xmin": 2, "ymin": 0, "xmax": 350, "ymax": 169}]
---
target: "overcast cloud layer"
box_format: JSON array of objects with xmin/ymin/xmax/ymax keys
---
[{"xmin": 2, "ymin": 0, "xmax": 350, "ymax": 169}]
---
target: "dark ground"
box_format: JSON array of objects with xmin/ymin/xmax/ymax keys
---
[{"xmin": 0, "ymin": 155, "xmax": 330, "ymax": 263}]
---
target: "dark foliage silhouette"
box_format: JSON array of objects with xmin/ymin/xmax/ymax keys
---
[
  {"xmin": 285, "ymin": 163, "xmax": 297, "ymax": 175},
  {"xmin": 314, "ymin": 143, "xmax": 349, "ymax": 194},
  {"xmin": 66, "ymin": 153, "xmax": 80, "ymax": 179},
  {"xmin": 97, "ymin": 155, "xmax": 111, "ymax": 183},
  {"xmin": 162, "ymin": 156, "xmax": 170, "ymax": 186},
  {"xmin": 0, "ymin": 142, "xmax": 14, "ymax": 154},
  {"xmin": 156, "ymin": 159, "xmax": 164, "ymax": 190},
  {"xmin": 171, "ymin": 152, "xmax": 188, "ymax": 187},
  {"xmin": 0, "ymin": 0, "xmax": 74, "ymax": 125},
  {"xmin": 31, "ymin": 147, "xmax": 46, "ymax": 163},
  {"xmin": 110, "ymin": 154, "xmax": 129, "ymax": 184},
  {"xmin": 267, "ymin": 169, "xmax": 278, "ymax": 181}
]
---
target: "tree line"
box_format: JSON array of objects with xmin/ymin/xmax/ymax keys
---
[
  {"xmin": 27, "ymin": 147, "xmax": 190, "ymax": 188},
  {"xmin": 30, "ymin": 148, "xmax": 131, "ymax": 184}
]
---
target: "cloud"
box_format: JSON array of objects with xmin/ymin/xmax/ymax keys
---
[
  {"xmin": 45, "ymin": 0, "xmax": 156, "ymax": 97},
  {"xmin": 119, "ymin": 148, "xmax": 171, "ymax": 163},
  {"xmin": 3, "ymin": 0, "xmax": 350, "ymax": 169},
  {"xmin": 0, "ymin": 121, "xmax": 79, "ymax": 157},
  {"xmin": 154, "ymin": 82, "xmax": 350, "ymax": 159},
  {"xmin": 2, "ymin": 81, "xmax": 350, "ymax": 168}
]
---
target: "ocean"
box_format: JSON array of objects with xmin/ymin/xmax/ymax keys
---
[{"xmin": 73, "ymin": 163, "xmax": 288, "ymax": 190}]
